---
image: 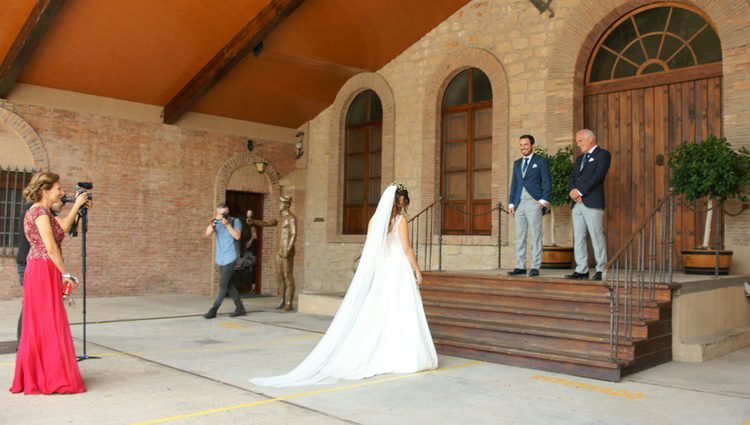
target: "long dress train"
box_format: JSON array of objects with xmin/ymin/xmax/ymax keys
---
[{"xmin": 251, "ymin": 185, "xmax": 437, "ymax": 387}]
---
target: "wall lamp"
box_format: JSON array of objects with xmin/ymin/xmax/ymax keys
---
[{"xmin": 246, "ymin": 139, "xmax": 268, "ymax": 174}]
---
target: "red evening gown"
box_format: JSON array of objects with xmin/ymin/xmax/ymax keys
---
[{"xmin": 10, "ymin": 205, "xmax": 86, "ymax": 395}]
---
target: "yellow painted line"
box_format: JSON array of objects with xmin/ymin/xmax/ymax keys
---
[
  {"xmin": 530, "ymin": 374, "xmax": 645, "ymax": 399},
  {"xmin": 218, "ymin": 322, "xmax": 249, "ymax": 330},
  {"xmin": 131, "ymin": 361, "xmax": 481, "ymax": 425},
  {"xmin": 0, "ymin": 334, "xmax": 319, "ymax": 367}
]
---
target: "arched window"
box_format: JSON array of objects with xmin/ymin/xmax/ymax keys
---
[
  {"xmin": 588, "ymin": 5, "xmax": 721, "ymax": 83},
  {"xmin": 441, "ymin": 68, "xmax": 492, "ymax": 235},
  {"xmin": 343, "ymin": 90, "xmax": 382, "ymax": 234}
]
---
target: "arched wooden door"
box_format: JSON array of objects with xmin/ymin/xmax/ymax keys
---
[{"xmin": 583, "ymin": 4, "xmax": 723, "ymax": 268}]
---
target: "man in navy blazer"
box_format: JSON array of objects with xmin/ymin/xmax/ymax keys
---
[
  {"xmin": 566, "ymin": 129, "xmax": 611, "ymax": 281},
  {"xmin": 507, "ymin": 135, "xmax": 551, "ymax": 277}
]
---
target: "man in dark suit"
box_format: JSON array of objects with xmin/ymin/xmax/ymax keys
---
[
  {"xmin": 566, "ymin": 129, "xmax": 611, "ymax": 281},
  {"xmin": 507, "ymin": 134, "xmax": 551, "ymax": 277}
]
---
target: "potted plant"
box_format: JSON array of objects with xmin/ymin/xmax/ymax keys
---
[
  {"xmin": 535, "ymin": 145, "xmax": 575, "ymax": 269},
  {"xmin": 668, "ymin": 135, "xmax": 750, "ymax": 274}
]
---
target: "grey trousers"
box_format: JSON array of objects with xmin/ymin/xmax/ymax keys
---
[
  {"xmin": 572, "ymin": 202, "xmax": 608, "ymax": 274},
  {"xmin": 514, "ymin": 200, "xmax": 543, "ymax": 270},
  {"xmin": 16, "ymin": 261, "xmax": 24, "ymax": 342},
  {"xmin": 211, "ymin": 263, "xmax": 244, "ymax": 311}
]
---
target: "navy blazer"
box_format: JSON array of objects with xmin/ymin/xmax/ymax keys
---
[
  {"xmin": 509, "ymin": 154, "xmax": 551, "ymax": 212},
  {"xmin": 568, "ymin": 146, "xmax": 611, "ymax": 209}
]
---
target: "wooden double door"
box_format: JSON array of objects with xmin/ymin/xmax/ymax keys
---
[{"xmin": 583, "ymin": 69, "xmax": 723, "ymax": 268}]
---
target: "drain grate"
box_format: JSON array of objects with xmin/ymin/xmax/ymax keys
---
[{"xmin": 0, "ymin": 340, "xmax": 18, "ymax": 354}]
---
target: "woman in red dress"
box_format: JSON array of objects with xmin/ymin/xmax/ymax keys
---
[{"xmin": 11, "ymin": 172, "xmax": 88, "ymax": 395}]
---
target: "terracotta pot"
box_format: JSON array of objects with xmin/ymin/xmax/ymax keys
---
[
  {"xmin": 681, "ymin": 249, "xmax": 733, "ymax": 275},
  {"xmin": 541, "ymin": 246, "xmax": 574, "ymax": 269}
]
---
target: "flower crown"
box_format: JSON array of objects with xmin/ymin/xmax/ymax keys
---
[{"xmin": 390, "ymin": 181, "xmax": 408, "ymax": 192}]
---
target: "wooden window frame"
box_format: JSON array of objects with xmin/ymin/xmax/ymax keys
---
[
  {"xmin": 440, "ymin": 69, "xmax": 493, "ymax": 235},
  {"xmin": 343, "ymin": 91, "xmax": 383, "ymax": 235}
]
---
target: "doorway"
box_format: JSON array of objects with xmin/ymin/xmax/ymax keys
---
[
  {"xmin": 225, "ymin": 190, "xmax": 264, "ymax": 294},
  {"xmin": 582, "ymin": 4, "xmax": 723, "ymax": 268}
]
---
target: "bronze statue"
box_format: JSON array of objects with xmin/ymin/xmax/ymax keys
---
[{"xmin": 245, "ymin": 195, "xmax": 297, "ymax": 311}]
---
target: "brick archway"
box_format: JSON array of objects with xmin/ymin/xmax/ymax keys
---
[
  {"xmin": 0, "ymin": 106, "xmax": 49, "ymax": 170},
  {"xmin": 326, "ymin": 72, "xmax": 396, "ymax": 243},
  {"xmin": 546, "ymin": 0, "xmax": 750, "ymax": 146},
  {"xmin": 421, "ymin": 47, "xmax": 510, "ymax": 244},
  {"xmin": 214, "ymin": 151, "xmax": 281, "ymax": 204}
]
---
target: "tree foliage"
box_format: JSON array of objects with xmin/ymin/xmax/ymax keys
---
[
  {"xmin": 668, "ymin": 135, "xmax": 750, "ymax": 202},
  {"xmin": 535, "ymin": 145, "xmax": 575, "ymax": 206}
]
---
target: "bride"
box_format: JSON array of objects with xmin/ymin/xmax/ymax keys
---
[{"xmin": 251, "ymin": 183, "xmax": 438, "ymax": 387}]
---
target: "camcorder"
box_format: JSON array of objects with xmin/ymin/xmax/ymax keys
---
[
  {"xmin": 61, "ymin": 182, "xmax": 93, "ymax": 205},
  {"xmin": 63, "ymin": 182, "xmax": 93, "ymax": 237}
]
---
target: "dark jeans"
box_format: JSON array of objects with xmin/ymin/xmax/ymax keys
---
[
  {"xmin": 211, "ymin": 263, "xmax": 244, "ymax": 311},
  {"xmin": 15, "ymin": 262, "xmax": 25, "ymax": 342}
]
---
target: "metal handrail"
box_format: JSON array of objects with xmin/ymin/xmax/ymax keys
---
[
  {"xmin": 605, "ymin": 193, "xmax": 673, "ymax": 270},
  {"xmin": 407, "ymin": 197, "xmax": 443, "ymax": 271},
  {"xmin": 353, "ymin": 196, "xmax": 509, "ymax": 271},
  {"xmin": 604, "ymin": 192, "xmax": 674, "ymax": 362}
]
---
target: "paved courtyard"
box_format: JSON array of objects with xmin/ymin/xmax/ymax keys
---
[{"xmin": 1, "ymin": 295, "xmax": 749, "ymax": 425}]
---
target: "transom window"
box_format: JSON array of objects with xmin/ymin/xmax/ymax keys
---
[
  {"xmin": 441, "ymin": 68, "xmax": 492, "ymax": 235},
  {"xmin": 588, "ymin": 5, "xmax": 721, "ymax": 83},
  {"xmin": 343, "ymin": 90, "xmax": 382, "ymax": 234}
]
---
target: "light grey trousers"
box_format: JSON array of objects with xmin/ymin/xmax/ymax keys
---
[
  {"xmin": 514, "ymin": 199, "xmax": 543, "ymax": 270},
  {"xmin": 572, "ymin": 202, "xmax": 608, "ymax": 274}
]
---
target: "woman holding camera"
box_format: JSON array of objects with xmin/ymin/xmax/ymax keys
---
[{"xmin": 11, "ymin": 172, "xmax": 88, "ymax": 395}]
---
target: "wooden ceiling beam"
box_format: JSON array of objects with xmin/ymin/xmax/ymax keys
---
[
  {"xmin": 0, "ymin": 0, "xmax": 67, "ymax": 98},
  {"xmin": 163, "ymin": 0, "xmax": 304, "ymax": 124}
]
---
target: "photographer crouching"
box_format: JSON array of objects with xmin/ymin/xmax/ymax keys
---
[{"xmin": 203, "ymin": 203, "xmax": 246, "ymax": 319}]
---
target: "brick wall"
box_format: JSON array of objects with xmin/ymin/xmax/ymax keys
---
[{"xmin": 0, "ymin": 103, "xmax": 301, "ymax": 299}]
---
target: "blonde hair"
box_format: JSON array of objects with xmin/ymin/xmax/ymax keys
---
[{"xmin": 23, "ymin": 172, "xmax": 60, "ymax": 202}]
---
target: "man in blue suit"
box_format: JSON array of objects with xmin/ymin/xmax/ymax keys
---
[
  {"xmin": 507, "ymin": 135, "xmax": 551, "ymax": 277},
  {"xmin": 566, "ymin": 129, "xmax": 611, "ymax": 281}
]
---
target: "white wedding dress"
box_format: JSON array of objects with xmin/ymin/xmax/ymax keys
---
[{"xmin": 251, "ymin": 185, "xmax": 438, "ymax": 387}]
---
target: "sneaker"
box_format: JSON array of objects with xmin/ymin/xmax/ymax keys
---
[
  {"xmin": 229, "ymin": 309, "xmax": 247, "ymax": 317},
  {"xmin": 203, "ymin": 309, "xmax": 217, "ymax": 319}
]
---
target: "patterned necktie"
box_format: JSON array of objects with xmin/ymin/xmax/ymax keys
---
[
  {"xmin": 522, "ymin": 157, "xmax": 529, "ymax": 175},
  {"xmin": 580, "ymin": 152, "xmax": 589, "ymax": 171}
]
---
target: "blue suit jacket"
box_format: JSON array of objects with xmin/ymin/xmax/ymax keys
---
[
  {"xmin": 568, "ymin": 146, "xmax": 611, "ymax": 209},
  {"xmin": 509, "ymin": 154, "xmax": 551, "ymax": 213}
]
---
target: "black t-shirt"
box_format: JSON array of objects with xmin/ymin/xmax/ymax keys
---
[{"xmin": 15, "ymin": 203, "xmax": 31, "ymax": 264}]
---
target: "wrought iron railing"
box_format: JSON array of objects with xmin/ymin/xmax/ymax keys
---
[
  {"xmin": 1, "ymin": 167, "xmax": 35, "ymax": 256},
  {"xmin": 408, "ymin": 199, "xmax": 509, "ymax": 271},
  {"xmin": 604, "ymin": 192, "xmax": 674, "ymax": 362},
  {"xmin": 408, "ymin": 197, "xmax": 443, "ymax": 271},
  {"xmin": 353, "ymin": 197, "xmax": 508, "ymax": 272}
]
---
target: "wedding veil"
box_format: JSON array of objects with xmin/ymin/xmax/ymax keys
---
[{"xmin": 251, "ymin": 184, "xmax": 397, "ymax": 387}]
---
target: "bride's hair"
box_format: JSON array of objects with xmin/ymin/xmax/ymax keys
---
[{"xmin": 389, "ymin": 186, "xmax": 410, "ymax": 231}]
